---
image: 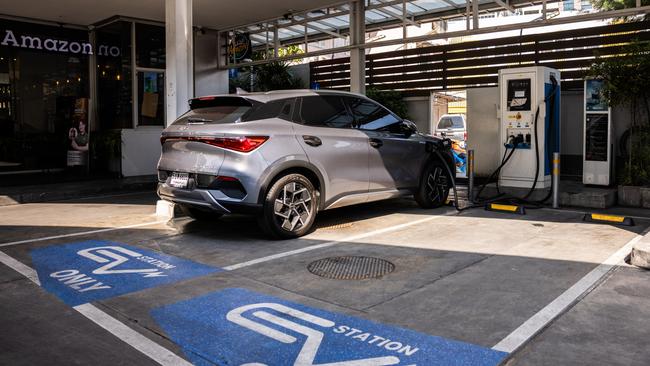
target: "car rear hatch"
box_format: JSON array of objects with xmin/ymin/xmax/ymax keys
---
[{"xmin": 158, "ymin": 96, "xmax": 263, "ymax": 181}]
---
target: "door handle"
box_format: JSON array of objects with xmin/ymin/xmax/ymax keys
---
[
  {"xmin": 302, "ymin": 135, "xmax": 322, "ymax": 147},
  {"xmin": 369, "ymin": 138, "xmax": 383, "ymax": 148}
]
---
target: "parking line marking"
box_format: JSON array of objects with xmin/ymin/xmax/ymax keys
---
[
  {"xmin": 0, "ymin": 220, "xmax": 169, "ymax": 248},
  {"xmin": 0, "ymin": 251, "xmax": 40, "ymax": 285},
  {"xmin": 0, "ymin": 249, "xmax": 191, "ymax": 366},
  {"xmin": 492, "ymin": 226, "xmax": 650, "ymax": 354},
  {"xmin": 75, "ymin": 303, "xmax": 192, "ymax": 366},
  {"xmin": 223, "ymin": 211, "xmax": 454, "ymax": 271}
]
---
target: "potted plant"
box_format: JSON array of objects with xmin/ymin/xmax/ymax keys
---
[
  {"xmin": 588, "ymin": 39, "xmax": 650, "ymax": 207},
  {"xmin": 90, "ymin": 129, "xmax": 122, "ymax": 176}
]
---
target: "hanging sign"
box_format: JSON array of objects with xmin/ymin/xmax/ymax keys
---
[{"xmin": 228, "ymin": 32, "xmax": 252, "ymax": 62}]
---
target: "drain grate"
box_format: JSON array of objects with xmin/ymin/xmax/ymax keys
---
[{"xmin": 307, "ymin": 256, "xmax": 395, "ymax": 280}]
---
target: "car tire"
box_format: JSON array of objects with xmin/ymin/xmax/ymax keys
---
[
  {"xmin": 415, "ymin": 159, "xmax": 451, "ymax": 209},
  {"xmin": 258, "ymin": 173, "xmax": 318, "ymax": 239},
  {"xmin": 179, "ymin": 205, "xmax": 223, "ymax": 221}
]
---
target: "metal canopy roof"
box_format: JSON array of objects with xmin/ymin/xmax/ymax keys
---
[{"xmin": 229, "ymin": 0, "xmax": 554, "ymax": 49}]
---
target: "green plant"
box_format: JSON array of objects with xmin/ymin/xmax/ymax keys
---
[
  {"xmin": 253, "ymin": 61, "xmax": 303, "ymax": 92},
  {"xmin": 366, "ymin": 87, "xmax": 409, "ymax": 119},
  {"xmin": 591, "ymin": 0, "xmax": 650, "ymax": 20},
  {"xmin": 230, "ymin": 45, "xmax": 305, "ymax": 93},
  {"xmin": 252, "ymin": 45, "xmax": 304, "ymax": 63},
  {"xmin": 90, "ymin": 130, "xmax": 121, "ymax": 160},
  {"xmin": 588, "ymin": 39, "xmax": 650, "ymax": 185}
]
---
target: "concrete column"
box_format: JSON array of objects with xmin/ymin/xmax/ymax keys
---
[
  {"xmin": 165, "ymin": 0, "xmax": 193, "ymax": 126},
  {"xmin": 349, "ymin": 0, "xmax": 366, "ymax": 95}
]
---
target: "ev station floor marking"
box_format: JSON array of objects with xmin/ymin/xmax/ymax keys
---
[
  {"xmin": 0, "ymin": 219, "xmax": 169, "ymax": 247},
  {"xmin": 492, "ymin": 226, "xmax": 650, "ymax": 354},
  {"xmin": 151, "ymin": 288, "xmax": 508, "ymax": 366},
  {"xmin": 0, "ymin": 248, "xmax": 191, "ymax": 366},
  {"xmin": 223, "ymin": 213, "xmax": 454, "ymax": 271},
  {"xmin": 30, "ymin": 240, "xmax": 220, "ymax": 306}
]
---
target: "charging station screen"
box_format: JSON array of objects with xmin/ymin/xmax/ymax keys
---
[
  {"xmin": 507, "ymin": 79, "xmax": 531, "ymax": 111},
  {"xmin": 585, "ymin": 113, "xmax": 608, "ymax": 161}
]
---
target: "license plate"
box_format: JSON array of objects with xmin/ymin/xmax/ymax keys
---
[{"xmin": 169, "ymin": 172, "xmax": 189, "ymax": 188}]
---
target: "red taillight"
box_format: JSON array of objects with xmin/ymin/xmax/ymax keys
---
[
  {"xmin": 204, "ymin": 136, "xmax": 268, "ymax": 152},
  {"xmin": 162, "ymin": 135, "xmax": 268, "ymax": 152},
  {"xmin": 464, "ymin": 131, "xmax": 468, "ymax": 141}
]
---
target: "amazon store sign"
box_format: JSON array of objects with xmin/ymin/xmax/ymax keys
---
[{"xmin": 1, "ymin": 29, "xmax": 120, "ymax": 56}]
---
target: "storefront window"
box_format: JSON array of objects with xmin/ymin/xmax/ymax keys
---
[
  {"xmin": 0, "ymin": 19, "xmax": 89, "ymax": 174},
  {"xmin": 136, "ymin": 24, "xmax": 165, "ymax": 69},
  {"xmin": 135, "ymin": 23, "xmax": 165, "ymax": 126},
  {"xmin": 96, "ymin": 21, "xmax": 132, "ymax": 130}
]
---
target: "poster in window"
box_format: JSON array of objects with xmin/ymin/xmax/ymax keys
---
[
  {"xmin": 141, "ymin": 72, "xmax": 159, "ymax": 118},
  {"xmin": 67, "ymin": 98, "xmax": 89, "ymax": 167},
  {"xmin": 141, "ymin": 92, "xmax": 159, "ymax": 118}
]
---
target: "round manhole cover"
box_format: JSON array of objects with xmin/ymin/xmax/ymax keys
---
[{"xmin": 307, "ymin": 256, "xmax": 395, "ymax": 280}]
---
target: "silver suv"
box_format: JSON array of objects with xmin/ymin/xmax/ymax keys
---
[{"xmin": 158, "ymin": 90, "xmax": 454, "ymax": 238}]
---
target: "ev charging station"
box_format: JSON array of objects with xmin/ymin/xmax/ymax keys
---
[
  {"xmin": 582, "ymin": 79, "xmax": 612, "ymax": 186},
  {"xmin": 497, "ymin": 66, "xmax": 561, "ymax": 190}
]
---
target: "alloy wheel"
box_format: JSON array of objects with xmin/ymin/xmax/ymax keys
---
[
  {"xmin": 426, "ymin": 167, "xmax": 448, "ymax": 203},
  {"xmin": 273, "ymin": 182, "xmax": 313, "ymax": 232}
]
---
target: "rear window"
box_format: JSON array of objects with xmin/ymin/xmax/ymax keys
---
[
  {"xmin": 189, "ymin": 96, "xmax": 252, "ymax": 110},
  {"xmin": 241, "ymin": 98, "xmax": 295, "ymax": 122},
  {"xmin": 173, "ymin": 97, "xmax": 258, "ymax": 125},
  {"xmin": 437, "ymin": 116, "xmax": 464, "ymax": 129}
]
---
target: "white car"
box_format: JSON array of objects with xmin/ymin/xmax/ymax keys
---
[{"xmin": 434, "ymin": 114, "xmax": 466, "ymax": 144}]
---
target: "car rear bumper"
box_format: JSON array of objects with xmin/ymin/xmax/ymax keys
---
[{"xmin": 157, "ymin": 183, "xmax": 262, "ymax": 214}]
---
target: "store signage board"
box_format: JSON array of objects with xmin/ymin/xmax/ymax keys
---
[
  {"xmin": 1, "ymin": 29, "xmax": 120, "ymax": 56},
  {"xmin": 152, "ymin": 288, "xmax": 508, "ymax": 366},
  {"xmin": 31, "ymin": 240, "xmax": 220, "ymax": 306}
]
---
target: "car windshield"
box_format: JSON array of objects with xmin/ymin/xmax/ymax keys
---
[{"xmin": 438, "ymin": 116, "xmax": 464, "ymax": 129}]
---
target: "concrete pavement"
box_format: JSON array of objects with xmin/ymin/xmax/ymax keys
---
[{"xmin": 1, "ymin": 191, "xmax": 649, "ymax": 365}]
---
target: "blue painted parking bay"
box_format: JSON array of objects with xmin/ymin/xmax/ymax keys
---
[
  {"xmin": 30, "ymin": 240, "xmax": 220, "ymax": 306},
  {"xmin": 152, "ymin": 288, "xmax": 508, "ymax": 366}
]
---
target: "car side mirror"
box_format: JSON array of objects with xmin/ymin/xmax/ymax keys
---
[{"xmin": 401, "ymin": 120, "xmax": 418, "ymax": 136}]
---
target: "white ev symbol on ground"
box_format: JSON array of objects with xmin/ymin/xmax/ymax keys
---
[
  {"xmin": 226, "ymin": 302, "xmax": 401, "ymax": 366},
  {"xmin": 77, "ymin": 246, "xmax": 166, "ymax": 277}
]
